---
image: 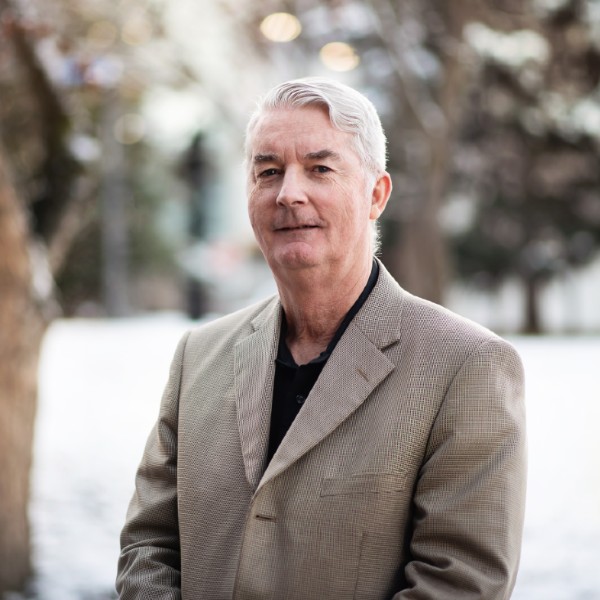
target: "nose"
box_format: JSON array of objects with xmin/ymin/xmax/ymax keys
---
[{"xmin": 276, "ymin": 167, "xmax": 308, "ymax": 207}]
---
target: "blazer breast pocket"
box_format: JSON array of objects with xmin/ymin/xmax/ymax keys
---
[{"xmin": 320, "ymin": 471, "xmax": 407, "ymax": 497}]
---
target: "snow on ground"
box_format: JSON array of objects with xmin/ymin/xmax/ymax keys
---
[{"xmin": 21, "ymin": 316, "xmax": 600, "ymax": 599}]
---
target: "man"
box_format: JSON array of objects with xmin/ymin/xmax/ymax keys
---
[{"xmin": 117, "ymin": 78, "xmax": 526, "ymax": 599}]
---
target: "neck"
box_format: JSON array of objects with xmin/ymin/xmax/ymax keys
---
[{"xmin": 275, "ymin": 258, "xmax": 373, "ymax": 364}]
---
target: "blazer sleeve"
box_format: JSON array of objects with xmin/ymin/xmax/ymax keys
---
[
  {"xmin": 116, "ymin": 331, "xmax": 190, "ymax": 599},
  {"xmin": 394, "ymin": 337, "xmax": 527, "ymax": 600}
]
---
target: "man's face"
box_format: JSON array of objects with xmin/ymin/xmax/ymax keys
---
[{"xmin": 247, "ymin": 106, "xmax": 386, "ymax": 277}]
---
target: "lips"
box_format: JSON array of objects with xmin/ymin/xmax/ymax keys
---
[{"xmin": 277, "ymin": 224, "xmax": 319, "ymax": 231}]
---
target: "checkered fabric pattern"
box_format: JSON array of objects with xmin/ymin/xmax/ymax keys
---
[{"xmin": 117, "ymin": 261, "xmax": 526, "ymax": 600}]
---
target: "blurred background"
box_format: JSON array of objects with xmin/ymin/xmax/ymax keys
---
[{"xmin": 0, "ymin": 0, "xmax": 599, "ymax": 598}]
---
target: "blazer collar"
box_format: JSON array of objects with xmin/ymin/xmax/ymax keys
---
[
  {"xmin": 234, "ymin": 261, "xmax": 406, "ymax": 492},
  {"xmin": 234, "ymin": 296, "xmax": 281, "ymax": 490}
]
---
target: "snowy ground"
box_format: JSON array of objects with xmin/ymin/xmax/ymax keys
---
[{"xmin": 18, "ymin": 316, "xmax": 600, "ymax": 599}]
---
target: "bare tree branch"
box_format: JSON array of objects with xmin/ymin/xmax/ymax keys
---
[
  {"xmin": 47, "ymin": 175, "xmax": 98, "ymax": 276},
  {"xmin": 5, "ymin": 15, "xmax": 82, "ymax": 248},
  {"xmin": 366, "ymin": 0, "xmax": 447, "ymax": 139}
]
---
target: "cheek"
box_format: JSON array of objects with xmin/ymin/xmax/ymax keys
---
[
  {"xmin": 248, "ymin": 196, "xmax": 271, "ymax": 242},
  {"xmin": 248, "ymin": 183, "xmax": 274, "ymax": 209},
  {"xmin": 247, "ymin": 190, "xmax": 262, "ymax": 222},
  {"xmin": 248, "ymin": 205, "xmax": 262, "ymax": 234},
  {"xmin": 338, "ymin": 190, "xmax": 371, "ymax": 227}
]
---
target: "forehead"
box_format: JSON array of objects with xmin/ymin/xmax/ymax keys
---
[{"xmin": 248, "ymin": 106, "xmax": 354, "ymax": 157}]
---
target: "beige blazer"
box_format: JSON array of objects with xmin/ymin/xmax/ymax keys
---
[{"xmin": 117, "ymin": 263, "xmax": 526, "ymax": 599}]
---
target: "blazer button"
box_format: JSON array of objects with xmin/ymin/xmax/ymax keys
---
[{"xmin": 295, "ymin": 394, "xmax": 305, "ymax": 405}]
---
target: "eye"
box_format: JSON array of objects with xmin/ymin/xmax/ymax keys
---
[
  {"xmin": 313, "ymin": 165, "xmax": 331, "ymax": 174},
  {"xmin": 258, "ymin": 168, "xmax": 280, "ymax": 178}
]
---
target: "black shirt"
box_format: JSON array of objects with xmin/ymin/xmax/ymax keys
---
[{"xmin": 267, "ymin": 260, "xmax": 380, "ymax": 462}]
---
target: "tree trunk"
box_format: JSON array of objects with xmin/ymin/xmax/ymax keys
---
[
  {"xmin": 0, "ymin": 156, "xmax": 47, "ymax": 593},
  {"xmin": 390, "ymin": 208, "xmax": 448, "ymax": 304},
  {"xmin": 523, "ymin": 276, "xmax": 543, "ymax": 334}
]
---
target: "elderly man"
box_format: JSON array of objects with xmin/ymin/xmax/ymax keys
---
[{"xmin": 117, "ymin": 78, "xmax": 526, "ymax": 599}]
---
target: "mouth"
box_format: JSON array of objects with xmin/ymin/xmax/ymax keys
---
[{"xmin": 275, "ymin": 224, "xmax": 320, "ymax": 232}]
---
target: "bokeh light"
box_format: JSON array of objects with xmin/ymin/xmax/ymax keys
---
[
  {"xmin": 260, "ymin": 12, "xmax": 302, "ymax": 42},
  {"xmin": 319, "ymin": 42, "xmax": 360, "ymax": 71}
]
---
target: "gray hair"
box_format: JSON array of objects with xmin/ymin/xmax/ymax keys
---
[
  {"xmin": 245, "ymin": 77, "xmax": 388, "ymax": 253},
  {"xmin": 245, "ymin": 77, "xmax": 388, "ymax": 176}
]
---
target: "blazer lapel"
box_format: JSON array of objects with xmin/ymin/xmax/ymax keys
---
[
  {"xmin": 234, "ymin": 298, "xmax": 282, "ymax": 490},
  {"xmin": 257, "ymin": 263, "xmax": 406, "ymax": 493}
]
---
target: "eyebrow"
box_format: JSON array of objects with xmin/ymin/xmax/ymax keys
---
[
  {"xmin": 252, "ymin": 153, "xmax": 280, "ymax": 164},
  {"xmin": 252, "ymin": 149, "xmax": 342, "ymax": 165},
  {"xmin": 305, "ymin": 149, "xmax": 341, "ymax": 162}
]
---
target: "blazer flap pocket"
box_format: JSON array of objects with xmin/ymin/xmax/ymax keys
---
[{"xmin": 320, "ymin": 471, "xmax": 407, "ymax": 497}]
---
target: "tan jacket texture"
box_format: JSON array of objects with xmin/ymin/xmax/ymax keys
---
[{"xmin": 117, "ymin": 263, "xmax": 527, "ymax": 600}]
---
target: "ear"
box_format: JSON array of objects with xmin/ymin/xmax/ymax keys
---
[{"xmin": 369, "ymin": 172, "xmax": 392, "ymax": 220}]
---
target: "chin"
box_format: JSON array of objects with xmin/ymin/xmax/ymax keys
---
[
  {"xmin": 270, "ymin": 249, "xmax": 323, "ymax": 271},
  {"xmin": 266, "ymin": 242, "xmax": 324, "ymax": 271},
  {"xmin": 275, "ymin": 257, "xmax": 319, "ymax": 271}
]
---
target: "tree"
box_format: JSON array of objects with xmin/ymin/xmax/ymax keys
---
[
  {"xmin": 0, "ymin": 150, "xmax": 49, "ymax": 593},
  {"xmin": 0, "ymin": 11, "xmax": 91, "ymax": 590},
  {"xmin": 364, "ymin": 0, "xmax": 475, "ymax": 304},
  {"xmin": 0, "ymin": 0, "xmax": 165, "ymax": 589},
  {"xmin": 449, "ymin": 0, "xmax": 600, "ymax": 332}
]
